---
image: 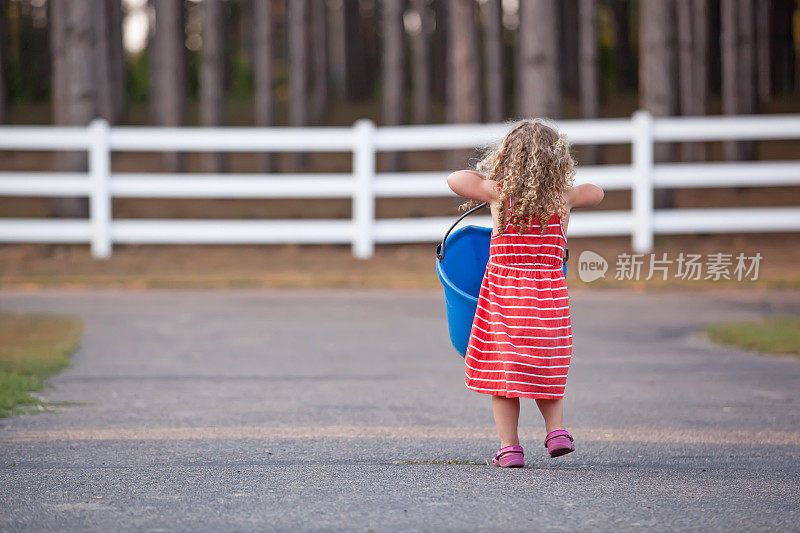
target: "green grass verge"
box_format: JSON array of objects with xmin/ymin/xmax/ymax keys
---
[
  {"xmin": 0, "ymin": 313, "xmax": 84, "ymax": 418},
  {"xmin": 706, "ymin": 316, "xmax": 800, "ymax": 357}
]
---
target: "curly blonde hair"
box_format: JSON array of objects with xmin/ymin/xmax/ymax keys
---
[{"xmin": 461, "ymin": 118, "xmax": 576, "ymax": 234}]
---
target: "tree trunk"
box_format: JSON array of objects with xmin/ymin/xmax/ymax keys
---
[
  {"xmin": 692, "ymin": 0, "xmax": 708, "ymax": 111},
  {"xmin": 707, "ymin": 0, "xmax": 722, "ymax": 94},
  {"xmin": 737, "ymin": 0, "xmax": 756, "ymax": 113},
  {"xmin": 721, "ymin": 0, "xmax": 756, "ymax": 160},
  {"xmin": 448, "ymin": 0, "xmax": 481, "ymax": 168},
  {"xmin": 432, "ymin": 0, "xmax": 449, "ymax": 104},
  {"xmin": 150, "ymin": 0, "xmax": 186, "ymax": 172},
  {"xmin": 677, "ymin": 0, "xmax": 694, "ymax": 115},
  {"xmin": 770, "ymin": 0, "xmax": 794, "ymax": 95},
  {"xmin": 721, "ymin": 0, "xmax": 738, "ymax": 159},
  {"xmin": 517, "ymin": 0, "xmax": 560, "ymax": 119},
  {"xmin": 107, "ymin": 0, "xmax": 125, "ymax": 123},
  {"xmin": 253, "ymin": 0, "xmax": 274, "ymax": 173},
  {"xmin": 201, "ymin": 0, "xmax": 225, "ymax": 173},
  {"xmin": 288, "ymin": 0, "xmax": 308, "ymax": 169},
  {"xmin": 311, "ymin": 0, "xmax": 329, "ymax": 124},
  {"xmin": 381, "ymin": 0, "xmax": 405, "ymax": 171},
  {"xmin": 410, "ymin": 0, "xmax": 432, "ymax": 124},
  {"xmin": 755, "ymin": 0, "xmax": 770, "ymax": 102},
  {"xmin": 611, "ymin": 0, "xmax": 635, "ymax": 91},
  {"xmin": 677, "ymin": 0, "xmax": 707, "ymax": 160},
  {"xmin": 91, "ymin": 0, "xmax": 122, "ymax": 124},
  {"xmin": 327, "ymin": 0, "xmax": 347, "ymax": 100},
  {"xmin": 482, "ymin": 0, "xmax": 504, "ymax": 123},
  {"xmin": 691, "ymin": 0, "xmax": 708, "ymax": 158},
  {"xmin": 578, "ymin": 0, "xmax": 599, "ymax": 164},
  {"xmin": 639, "ymin": 0, "xmax": 677, "ymax": 207},
  {"xmin": 50, "ymin": 0, "xmax": 96, "ymax": 218},
  {"xmin": 0, "ymin": 0, "xmax": 6, "ymax": 125},
  {"xmin": 558, "ymin": 0, "xmax": 579, "ymax": 98},
  {"xmin": 343, "ymin": 0, "xmax": 367, "ymax": 100},
  {"xmin": 736, "ymin": 0, "xmax": 757, "ymax": 159},
  {"xmin": 93, "ymin": 0, "xmax": 125, "ymax": 124},
  {"xmin": 50, "ymin": 0, "xmax": 67, "ymax": 127}
]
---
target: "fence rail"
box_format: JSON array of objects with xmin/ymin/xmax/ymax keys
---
[{"xmin": 0, "ymin": 111, "xmax": 799, "ymax": 259}]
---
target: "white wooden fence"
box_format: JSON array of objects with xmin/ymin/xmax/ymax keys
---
[{"xmin": 0, "ymin": 110, "xmax": 799, "ymax": 259}]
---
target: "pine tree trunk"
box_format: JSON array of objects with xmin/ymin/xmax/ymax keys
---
[
  {"xmin": 692, "ymin": 0, "xmax": 709, "ymax": 112},
  {"xmin": 93, "ymin": 0, "xmax": 124, "ymax": 124},
  {"xmin": 432, "ymin": 0, "xmax": 449, "ymax": 104},
  {"xmin": 410, "ymin": 0, "xmax": 431, "ymax": 124},
  {"xmin": 755, "ymin": 0, "xmax": 770, "ymax": 102},
  {"xmin": 253, "ymin": 0, "xmax": 274, "ymax": 173},
  {"xmin": 50, "ymin": 0, "xmax": 67, "ymax": 127},
  {"xmin": 737, "ymin": 0, "xmax": 757, "ymax": 159},
  {"xmin": 722, "ymin": 0, "xmax": 757, "ymax": 160},
  {"xmin": 677, "ymin": 0, "xmax": 707, "ymax": 160},
  {"xmin": 721, "ymin": 0, "xmax": 738, "ymax": 122},
  {"xmin": 288, "ymin": 0, "xmax": 308, "ymax": 169},
  {"xmin": 517, "ymin": 0, "xmax": 560, "ymax": 119},
  {"xmin": 343, "ymin": 0, "xmax": 367, "ymax": 100},
  {"xmin": 558, "ymin": 0, "xmax": 579, "ymax": 98},
  {"xmin": 770, "ymin": 0, "xmax": 793, "ymax": 95},
  {"xmin": 381, "ymin": 0, "xmax": 405, "ymax": 171},
  {"xmin": 201, "ymin": 0, "xmax": 225, "ymax": 173},
  {"xmin": 107, "ymin": 0, "xmax": 125, "ymax": 123},
  {"xmin": 640, "ymin": 0, "xmax": 677, "ymax": 207},
  {"xmin": 578, "ymin": 0, "xmax": 600, "ymax": 164},
  {"xmin": 737, "ymin": 0, "xmax": 756, "ymax": 113},
  {"xmin": 50, "ymin": 0, "xmax": 96, "ymax": 218},
  {"xmin": 721, "ymin": 0, "xmax": 738, "ymax": 159},
  {"xmin": 691, "ymin": 0, "xmax": 708, "ymax": 159},
  {"xmin": 328, "ymin": 0, "xmax": 347, "ymax": 100},
  {"xmin": 611, "ymin": 0, "xmax": 635, "ymax": 91},
  {"xmin": 448, "ymin": 0, "xmax": 481, "ymax": 168},
  {"xmin": 311, "ymin": 0, "xmax": 328, "ymax": 124},
  {"xmin": 150, "ymin": 0, "xmax": 185, "ymax": 172},
  {"xmin": 482, "ymin": 0, "xmax": 503, "ymax": 123},
  {"xmin": 677, "ymin": 0, "xmax": 694, "ymax": 115},
  {"xmin": 0, "ymin": 0, "xmax": 6, "ymax": 125}
]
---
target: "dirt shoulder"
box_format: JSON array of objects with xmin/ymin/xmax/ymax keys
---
[{"xmin": 1, "ymin": 232, "xmax": 797, "ymax": 291}]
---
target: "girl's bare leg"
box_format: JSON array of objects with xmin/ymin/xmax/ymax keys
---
[
  {"xmin": 535, "ymin": 398, "xmax": 565, "ymax": 434},
  {"xmin": 492, "ymin": 395, "xmax": 520, "ymax": 447}
]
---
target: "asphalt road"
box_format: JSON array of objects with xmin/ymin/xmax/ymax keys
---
[{"xmin": 1, "ymin": 288, "xmax": 799, "ymax": 532}]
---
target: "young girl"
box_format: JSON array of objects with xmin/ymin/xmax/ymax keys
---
[{"xmin": 446, "ymin": 119, "xmax": 604, "ymax": 468}]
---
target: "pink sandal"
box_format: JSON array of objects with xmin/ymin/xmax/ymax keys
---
[
  {"xmin": 544, "ymin": 429, "xmax": 575, "ymax": 457},
  {"xmin": 492, "ymin": 444, "xmax": 525, "ymax": 468}
]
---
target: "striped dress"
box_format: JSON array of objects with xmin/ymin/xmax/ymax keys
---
[{"xmin": 464, "ymin": 203, "xmax": 572, "ymax": 400}]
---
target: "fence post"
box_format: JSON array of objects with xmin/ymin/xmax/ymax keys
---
[
  {"xmin": 352, "ymin": 119, "xmax": 376, "ymax": 259},
  {"xmin": 631, "ymin": 110, "xmax": 654, "ymax": 253},
  {"xmin": 89, "ymin": 118, "xmax": 112, "ymax": 259}
]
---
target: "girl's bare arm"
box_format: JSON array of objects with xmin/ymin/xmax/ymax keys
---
[
  {"xmin": 446, "ymin": 170, "xmax": 500, "ymax": 203},
  {"xmin": 565, "ymin": 183, "xmax": 604, "ymax": 209}
]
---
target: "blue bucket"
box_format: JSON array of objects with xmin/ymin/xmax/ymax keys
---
[
  {"xmin": 436, "ymin": 203, "xmax": 567, "ymax": 357},
  {"xmin": 436, "ymin": 224, "xmax": 492, "ymax": 356}
]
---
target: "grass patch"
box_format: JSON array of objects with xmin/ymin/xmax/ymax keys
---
[
  {"xmin": 0, "ymin": 313, "xmax": 84, "ymax": 418},
  {"xmin": 706, "ymin": 316, "xmax": 800, "ymax": 357},
  {"xmin": 396, "ymin": 459, "xmax": 487, "ymax": 465}
]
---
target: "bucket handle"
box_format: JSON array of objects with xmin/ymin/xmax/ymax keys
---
[
  {"xmin": 436, "ymin": 202, "xmax": 489, "ymax": 261},
  {"xmin": 435, "ymin": 201, "xmax": 570, "ymax": 265}
]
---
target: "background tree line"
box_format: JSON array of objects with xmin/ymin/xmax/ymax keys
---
[{"xmin": 0, "ymin": 0, "xmax": 799, "ymax": 214}]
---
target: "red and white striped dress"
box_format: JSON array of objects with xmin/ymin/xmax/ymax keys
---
[{"xmin": 464, "ymin": 203, "xmax": 572, "ymax": 399}]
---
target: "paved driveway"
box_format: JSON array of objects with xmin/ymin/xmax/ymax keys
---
[{"xmin": 1, "ymin": 289, "xmax": 799, "ymax": 531}]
